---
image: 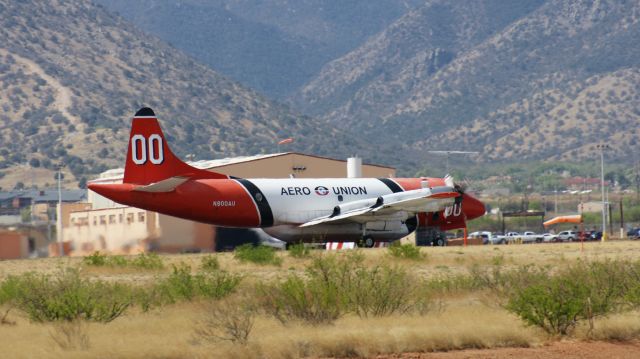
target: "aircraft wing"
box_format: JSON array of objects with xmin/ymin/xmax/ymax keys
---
[{"xmin": 299, "ymin": 185, "xmax": 459, "ymax": 227}]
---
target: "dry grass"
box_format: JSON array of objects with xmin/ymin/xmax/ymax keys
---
[
  {"xmin": 574, "ymin": 311, "xmax": 640, "ymax": 341},
  {"xmin": 0, "ymin": 298, "xmax": 538, "ymax": 359},
  {"xmin": 1, "ymin": 241, "xmax": 639, "ymax": 358}
]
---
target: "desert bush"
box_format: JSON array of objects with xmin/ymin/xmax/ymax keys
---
[
  {"xmin": 200, "ymin": 255, "xmax": 220, "ymax": 272},
  {"xmin": 1, "ymin": 268, "xmax": 133, "ymax": 323},
  {"xmin": 506, "ymin": 272, "xmax": 584, "ymax": 335},
  {"xmin": 259, "ymin": 274, "xmax": 342, "ymax": 325},
  {"xmin": 288, "ymin": 243, "xmax": 311, "ymax": 258},
  {"xmin": 259, "ymin": 252, "xmax": 426, "ymax": 324},
  {"xmin": 50, "ymin": 320, "xmax": 90, "ymax": 350},
  {"xmin": 82, "ymin": 251, "xmax": 108, "ymax": 266},
  {"xmin": 155, "ymin": 264, "xmax": 242, "ymax": 304},
  {"xmin": 345, "ymin": 264, "xmax": 425, "ymax": 317},
  {"xmin": 502, "ymin": 260, "xmax": 639, "ymax": 336},
  {"xmin": 82, "ymin": 251, "xmax": 164, "ymax": 270},
  {"xmin": 387, "ymin": 242, "xmax": 424, "ymax": 260},
  {"xmin": 0, "ymin": 275, "xmax": 20, "ymax": 325},
  {"xmin": 194, "ymin": 297, "xmax": 256, "ymax": 345},
  {"xmin": 234, "ymin": 244, "xmax": 282, "ymax": 266},
  {"xmin": 130, "ymin": 252, "xmax": 164, "ymax": 270}
]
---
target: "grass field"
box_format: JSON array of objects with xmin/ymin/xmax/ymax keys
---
[{"xmin": 1, "ymin": 241, "xmax": 639, "ymax": 358}]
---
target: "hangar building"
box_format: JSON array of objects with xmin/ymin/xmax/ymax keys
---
[{"xmin": 60, "ymin": 152, "xmax": 395, "ymax": 255}]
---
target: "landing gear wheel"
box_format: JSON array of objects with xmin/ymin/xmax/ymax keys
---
[{"xmin": 363, "ymin": 236, "xmax": 375, "ymax": 248}]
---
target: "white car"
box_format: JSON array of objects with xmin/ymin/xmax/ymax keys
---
[
  {"xmin": 542, "ymin": 233, "xmax": 559, "ymax": 242},
  {"xmin": 469, "ymin": 231, "xmax": 495, "ymax": 245},
  {"xmin": 557, "ymin": 230, "xmax": 577, "ymax": 242}
]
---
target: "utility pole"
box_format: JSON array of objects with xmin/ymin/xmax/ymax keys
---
[
  {"xmin": 596, "ymin": 144, "xmax": 610, "ymax": 241},
  {"xmin": 620, "ymin": 198, "xmax": 624, "ymax": 238},
  {"xmin": 56, "ymin": 163, "xmax": 65, "ymax": 256}
]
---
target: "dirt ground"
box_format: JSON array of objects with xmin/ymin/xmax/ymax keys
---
[{"xmin": 379, "ymin": 340, "xmax": 640, "ymax": 359}]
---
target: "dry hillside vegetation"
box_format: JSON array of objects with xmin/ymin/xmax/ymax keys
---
[
  {"xmin": 1, "ymin": 241, "xmax": 640, "ymax": 358},
  {"xmin": 0, "ymin": 0, "xmax": 362, "ymax": 189},
  {"xmin": 295, "ymin": 0, "xmax": 640, "ymax": 162}
]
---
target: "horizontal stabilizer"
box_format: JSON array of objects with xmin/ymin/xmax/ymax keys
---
[{"xmin": 133, "ymin": 176, "xmax": 189, "ymax": 193}]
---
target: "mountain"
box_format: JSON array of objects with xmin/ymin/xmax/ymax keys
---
[
  {"xmin": 0, "ymin": 0, "xmax": 366, "ymax": 189},
  {"xmin": 295, "ymin": 0, "xmax": 640, "ymax": 163},
  {"xmin": 95, "ymin": 0, "xmax": 422, "ymax": 98}
]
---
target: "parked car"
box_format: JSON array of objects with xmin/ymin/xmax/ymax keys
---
[
  {"xmin": 590, "ymin": 231, "xmax": 603, "ymax": 241},
  {"xmin": 627, "ymin": 228, "xmax": 640, "ymax": 239},
  {"xmin": 496, "ymin": 232, "xmax": 520, "ymax": 244},
  {"xmin": 542, "ymin": 233, "xmax": 559, "ymax": 242},
  {"xmin": 521, "ymin": 231, "xmax": 544, "ymax": 244},
  {"xmin": 469, "ymin": 231, "xmax": 503, "ymax": 244},
  {"xmin": 557, "ymin": 230, "xmax": 577, "ymax": 242}
]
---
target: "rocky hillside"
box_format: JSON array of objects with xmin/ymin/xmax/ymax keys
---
[
  {"xmin": 295, "ymin": 0, "xmax": 640, "ymax": 162},
  {"xmin": 96, "ymin": 0, "xmax": 422, "ymax": 98},
  {"xmin": 0, "ymin": 0, "xmax": 366, "ymax": 189}
]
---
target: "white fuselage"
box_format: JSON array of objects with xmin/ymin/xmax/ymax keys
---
[{"xmin": 250, "ymin": 178, "xmax": 414, "ymax": 242}]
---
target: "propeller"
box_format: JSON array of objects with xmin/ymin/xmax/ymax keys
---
[{"xmin": 444, "ymin": 175, "xmax": 469, "ymax": 245}]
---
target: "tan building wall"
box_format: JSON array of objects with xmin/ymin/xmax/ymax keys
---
[
  {"xmin": 64, "ymin": 206, "xmax": 157, "ymax": 255},
  {"xmin": 64, "ymin": 205, "xmax": 216, "ymax": 255}
]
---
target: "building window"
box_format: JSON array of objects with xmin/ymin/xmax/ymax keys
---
[
  {"xmin": 119, "ymin": 214, "xmax": 123, "ymax": 223},
  {"xmin": 126, "ymin": 213, "xmax": 134, "ymax": 223},
  {"xmin": 109, "ymin": 215, "xmax": 116, "ymax": 224},
  {"xmin": 100, "ymin": 215, "xmax": 106, "ymax": 225},
  {"xmin": 93, "ymin": 217, "xmax": 97, "ymax": 226},
  {"xmin": 138, "ymin": 212, "xmax": 145, "ymax": 222}
]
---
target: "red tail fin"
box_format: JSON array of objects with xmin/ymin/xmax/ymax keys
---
[{"xmin": 123, "ymin": 107, "xmax": 228, "ymax": 185}]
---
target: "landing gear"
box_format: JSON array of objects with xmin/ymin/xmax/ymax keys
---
[
  {"xmin": 363, "ymin": 235, "xmax": 375, "ymax": 248},
  {"xmin": 434, "ymin": 237, "xmax": 447, "ymax": 247}
]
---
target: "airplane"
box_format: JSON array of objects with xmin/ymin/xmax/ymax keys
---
[{"xmin": 88, "ymin": 108, "xmax": 486, "ymax": 247}]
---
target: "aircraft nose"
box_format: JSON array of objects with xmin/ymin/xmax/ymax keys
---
[{"xmin": 463, "ymin": 193, "xmax": 486, "ymax": 220}]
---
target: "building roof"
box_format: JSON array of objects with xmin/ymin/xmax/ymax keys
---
[{"xmin": 0, "ymin": 190, "xmax": 86, "ymax": 203}]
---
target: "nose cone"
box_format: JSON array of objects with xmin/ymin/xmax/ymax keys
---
[{"xmin": 463, "ymin": 193, "xmax": 486, "ymax": 220}]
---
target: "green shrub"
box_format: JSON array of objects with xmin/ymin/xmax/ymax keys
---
[
  {"xmin": 194, "ymin": 297, "xmax": 256, "ymax": 345},
  {"xmin": 108, "ymin": 255, "xmax": 128, "ymax": 267},
  {"xmin": 200, "ymin": 255, "xmax": 220, "ymax": 272},
  {"xmin": 82, "ymin": 251, "xmax": 108, "ymax": 266},
  {"xmin": 387, "ymin": 242, "xmax": 424, "ymax": 260},
  {"xmin": 130, "ymin": 252, "xmax": 164, "ymax": 270},
  {"xmin": 501, "ymin": 260, "xmax": 638, "ymax": 336},
  {"xmin": 288, "ymin": 243, "xmax": 311, "ymax": 258},
  {"xmin": 259, "ymin": 252, "xmax": 426, "ymax": 324},
  {"xmin": 155, "ymin": 264, "xmax": 242, "ymax": 304},
  {"xmin": 234, "ymin": 244, "xmax": 282, "ymax": 266},
  {"xmin": 82, "ymin": 251, "xmax": 164, "ymax": 270},
  {"xmin": 259, "ymin": 274, "xmax": 342, "ymax": 325},
  {"xmin": 1, "ymin": 268, "xmax": 133, "ymax": 323},
  {"xmin": 506, "ymin": 272, "xmax": 584, "ymax": 335}
]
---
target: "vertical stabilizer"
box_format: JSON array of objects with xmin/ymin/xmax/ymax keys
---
[{"xmin": 123, "ymin": 107, "xmax": 227, "ymax": 185}]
